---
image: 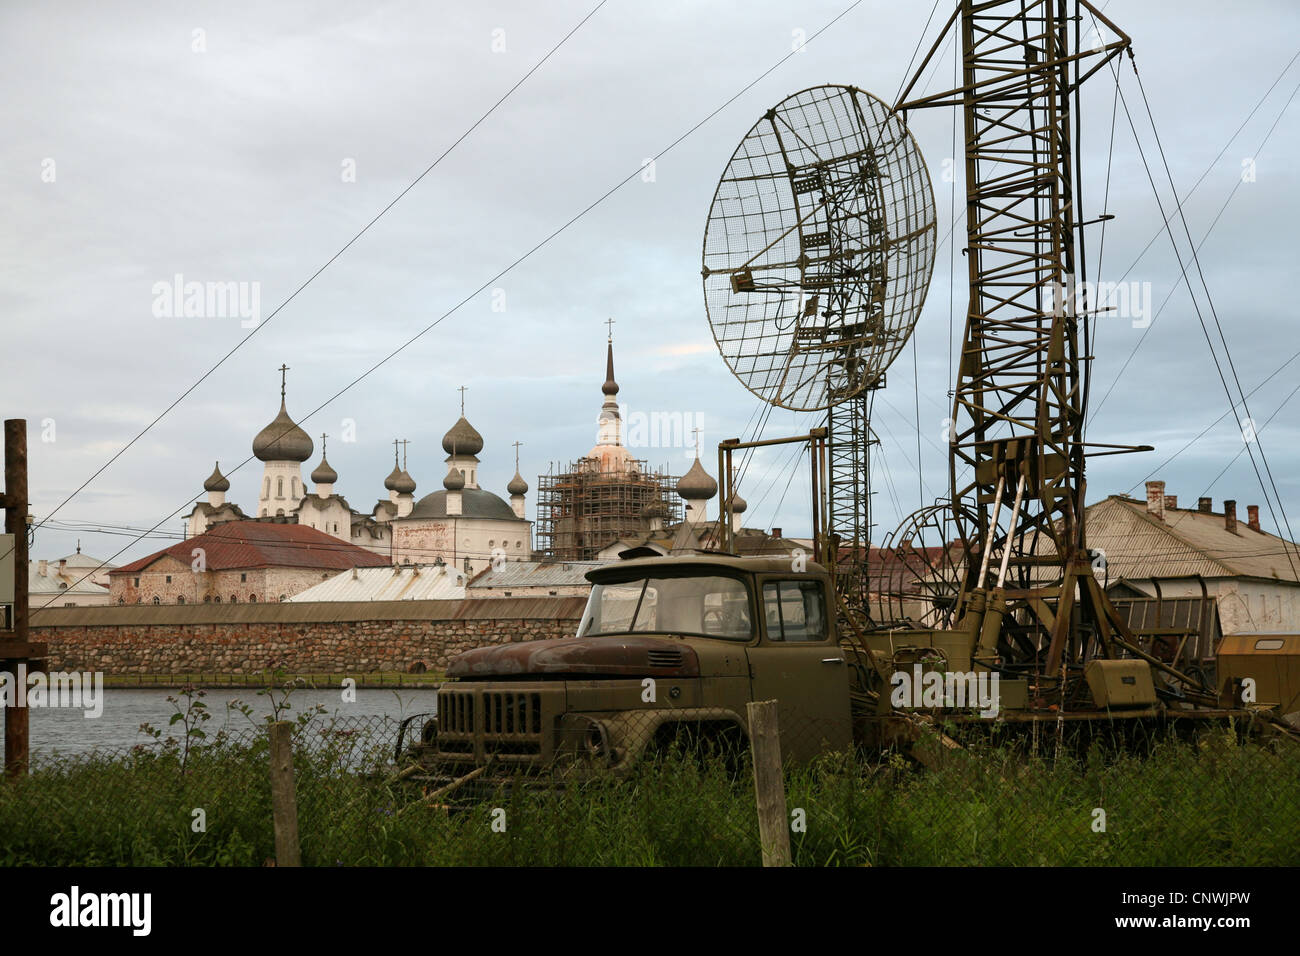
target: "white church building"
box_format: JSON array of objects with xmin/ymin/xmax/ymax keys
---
[{"xmin": 185, "ymin": 368, "xmax": 531, "ymax": 570}]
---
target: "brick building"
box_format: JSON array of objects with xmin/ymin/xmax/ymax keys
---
[{"xmin": 109, "ymin": 520, "xmax": 389, "ymax": 605}]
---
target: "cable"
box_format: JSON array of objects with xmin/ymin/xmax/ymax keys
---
[
  {"xmin": 1128, "ymin": 346, "xmax": 1300, "ymax": 493},
  {"xmin": 1122, "ymin": 58, "xmax": 1300, "ymax": 578},
  {"xmin": 32, "ymin": 0, "xmax": 874, "ymax": 607},
  {"xmin": 1088, "ymin": 56, "xmax": 1300, "ymax": 424},
  {"xmin": 17, "ymin": 0, "xmax": 612, "ymax": 555}
]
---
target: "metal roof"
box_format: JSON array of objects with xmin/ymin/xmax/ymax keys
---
[
  {"xmin": 468, "ymin": 560, "xmax": 605, "ymax": 590},
  {"xmin": 28, "ymin": 563, "xmax": 109, "ymax": 596},
  {"xmin": 50, "ymin": 551, "xmax": 118, "ymax": 571},
  {"xmin": 406, "ymin": 488, "xmax": 521, "ymax": 522},
  {"xmin": 31, "ymin": 595, "xmax": 588, "ymax": 628},
  {"xmin": 1085, "ymin": 496, "xmax": 1300, "ymax": 584},
  {"xmin": 113, "ymin": 520, "xmax": 390, "ymax": 575},
  {"xmin": 288, "ymin": 564, "xmax": 468, "ymax": 602}
]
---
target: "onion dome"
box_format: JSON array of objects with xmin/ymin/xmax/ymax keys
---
[
  {"xmin": 392, "ymin": 469, "xmax": 417, "ymax": 495},
  {"xmin": 252, "ymin": 400, "xmax": 314, "ymax": 462},
  {"xmin": 507, "ymin": 471, "xmax": 529, "ymax": 496},
  {"xmin": 602, "ymin": 339, "xmax": 619, "ymax": 397},
  {"xmin": 729, "ymin": 492, "xmax": 747, "ymax": 514},
  {"xmin": 443, "ymin": 464, "xmax": 466, "ymax": 491},
  {"xmin": 203, "ymin": 462, "xmax": 230, "ymax": 493},
  {"xmin": 677, "ymin": 458, "xmax": 718, "ymax": 500},
  {"xmin": 383, "ymin": 464, "xmax": 404, "ymax": 491},
  {"xmin": 442, "ymin": 416, "xmax": 483, "ymax": 456},
  {"xmin": 311, "ymin": 455, "xmax": 338, "ymax": 485}
]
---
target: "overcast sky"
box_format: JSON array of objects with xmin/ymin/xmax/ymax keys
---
[{"xmin": 4, "ymin": 0, "xmax": 1299, "ymax": 568}]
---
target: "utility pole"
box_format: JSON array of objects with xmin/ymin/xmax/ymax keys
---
[{"xmin": 1, "ymin": 420, "xmax": 48, "ymax": 778}]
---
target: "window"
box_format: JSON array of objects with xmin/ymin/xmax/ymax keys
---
[
  {"xmin": 177, "ymin": 596, "xmax": 185, "ymax": 604},
  {"xmin": 333, "ymin": 523, "xmax": 338, "ymax": 533},
  {"xmin": 578, "ymin": 575, "xmax": 752, "ymax": 640},
  {"xmin": 165, "ymin": 575, "xmax": 172, "ymax": 583},
  {"xmin": 118, "ymin": 598, "xmax": 125, "ymax": 605},
  {"xmin": 279, "ymin": 594, "xmax": 286, "ymax": 602},
  {"xmin": 152, "ymin": 596, "xmax": 160, "ymax": 605},
  {"xmin": 291, "ymin": 478, "xmax": 298, "ymax": 498},
  {"xmin": 133, "ymin": 577, "xmax": 140, "ymax": 587},
  {"xmin": 240, "ymin": 573, "xmax": 247, "ymax": 582},
  {"xmin": 1255, "ymin": 638, "xmax": 1285, "ymax": 650},
  {"xmin": 277, "ymin": 477, "xmax": 284, "ymax": 497},
  {"xmin": 203, "ymin": 595, "xmax": 211, "ymax": 603},
  {"xmin": 264, "ymin": 478, "xmax": 270, "ymax": 497},
  {"xmin": 214, "ymin": 595, "xmax": 221, "ymax": 603},
  {"xmin": 230, "ymin": 595, "xmax": 237, "ymax": 604},
  {"xmin": 762, "ymin": 580, "xmax": 826, "ymax": 642},
  {"xmin": 249, "ymin": 594, "xmax": 257, "ymax": 603}
]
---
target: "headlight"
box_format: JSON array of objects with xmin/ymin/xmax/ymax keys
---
[{"xmin": 584, "ymin": 719, "xmax": 610, "ymax": 758}]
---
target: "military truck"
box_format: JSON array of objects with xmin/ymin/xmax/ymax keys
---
[
  {"xmin": 397, "ymin": 548, "xmax": 1291, "ymax": 785},
  {"xmin": 398, "ymin": 553, "xmax": 859, "ymax": 782}
]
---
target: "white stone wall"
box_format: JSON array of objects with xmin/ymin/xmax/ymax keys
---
[
  {"xmin": 391, "ymin": 516, "xmax": 531, "ymax": 574},
  {"xmin": 258, "ymin": 460, "xmax": 306, "ymax": 517},
  {"xmin": 1125, "ymin": 576, "xmax": 1300, "ymax": 635}
]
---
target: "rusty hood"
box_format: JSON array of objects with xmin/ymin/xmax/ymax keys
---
[{"xmin": 446, "ymin": 635, "xmax": 700, "ymax": 678}]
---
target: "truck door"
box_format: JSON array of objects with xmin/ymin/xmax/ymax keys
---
[{"xmin": 746, "ymin": 578, "xmax": 852, "ymax": 761}]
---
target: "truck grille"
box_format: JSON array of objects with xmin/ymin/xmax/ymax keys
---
[{"xmin": 436, "ymin": 687, "xmax": 547, "ymax": 759}]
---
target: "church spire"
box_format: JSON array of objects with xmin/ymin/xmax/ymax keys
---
[{"xmin": 602, "ymin": 319, "xmax": 619, "ymax": 397}]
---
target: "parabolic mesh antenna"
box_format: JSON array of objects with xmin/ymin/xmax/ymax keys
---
[{"xmin": 702, "ymin": 85, "xmax": 936, "ymax": 411}]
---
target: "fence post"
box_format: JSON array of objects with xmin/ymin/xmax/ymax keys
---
[
  {"xmin": 746, "ymin": 699, "xmax": 791, "ymax": 867},
  {"xmin": 268, "ymin": 721, "xmax": 302, "ymax": 866}
]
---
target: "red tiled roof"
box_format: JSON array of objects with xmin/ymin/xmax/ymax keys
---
[{"xmin": 111, "ymin": 521, "xmax": 390, "ymax": 575}]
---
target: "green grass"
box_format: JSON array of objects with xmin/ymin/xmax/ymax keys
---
[{"xmin": 2, "ymin": 728, "xmax": 1297, "ymax": 866}]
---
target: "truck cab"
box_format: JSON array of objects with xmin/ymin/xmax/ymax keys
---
[{"xmin": 403, "ymin": 554, "xmax": 853, "ymax": 779}]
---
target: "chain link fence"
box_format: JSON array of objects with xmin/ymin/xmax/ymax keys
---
[{"xmin": 1, "ymin": 699, "xmax": 1297, "ymax": 866}]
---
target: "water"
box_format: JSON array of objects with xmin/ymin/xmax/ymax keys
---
[{"xmin": 0, "ymin": 688, "xmax": 438, "ymax": 760}]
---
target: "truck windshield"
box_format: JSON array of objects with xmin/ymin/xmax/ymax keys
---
[{"xmin": 578, "ymin": 575, "xmax": 753, "ymax": 640}]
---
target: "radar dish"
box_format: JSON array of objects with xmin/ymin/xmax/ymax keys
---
[{"xmin": 702, "ymin": 85, "xmax": 936, "ymax": 411}]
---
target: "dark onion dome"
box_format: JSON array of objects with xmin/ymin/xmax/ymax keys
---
[
  {"xmin": 677, "ymin": 457, "xmax": 718, "ymax": 500},
  {"xmin": 443, "ymin": 464, "xmax": 465, "ymax": 491},
  {"xmin": 507, "ymin": 471, "xmax": 529, "ymax": 496},
  {"xmin": 392, "ymin": 469, "xmax": 417, "ymax": 495},
  {"xmin": 252, "ymin": 400, "xmax": 314, "ymax": 462},
  {"xmin": 203, "ymin": 461, "xmax": 230, "ymax": 493},
  {"xmin": 311, "ymin": 455, "xmax": 338, "ymax": 485},
  {"xmin": 409, "ymin": 487, "xmax": 518, "ymax": 521},
  {"xmin": 602, "ymin": 340, "xmax": 619, "ymax": 396},
  {"xmin": 729, "ymin": 492, "xmax": 748, "ymax": 514},
  {"xmin": 441, "ymin": 416, "xmax": 484, "ymax": 456},
  {"xmin": 383, "ymin": 464, "xmax": 403, "ymax": 491}
]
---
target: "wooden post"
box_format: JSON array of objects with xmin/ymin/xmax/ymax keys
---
[
  {"xmin": 2, "ymin": 420, "xmax": 45, "ymax": 780},
  {"xmin": 268, "ymin": 721, "xmax": 301, "ymax": 866},
  {"xmin": 746, "ymin": 699, "xmax": 791, "ymax": 867}
]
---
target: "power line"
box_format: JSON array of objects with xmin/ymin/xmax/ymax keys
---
[
  {"xmin": 15, "ymin": 0, "xmax": 612, "ymax": 553},
  {"xmin": 31, "ymin": 0, "xmax": 874, "ymax": 607}
]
